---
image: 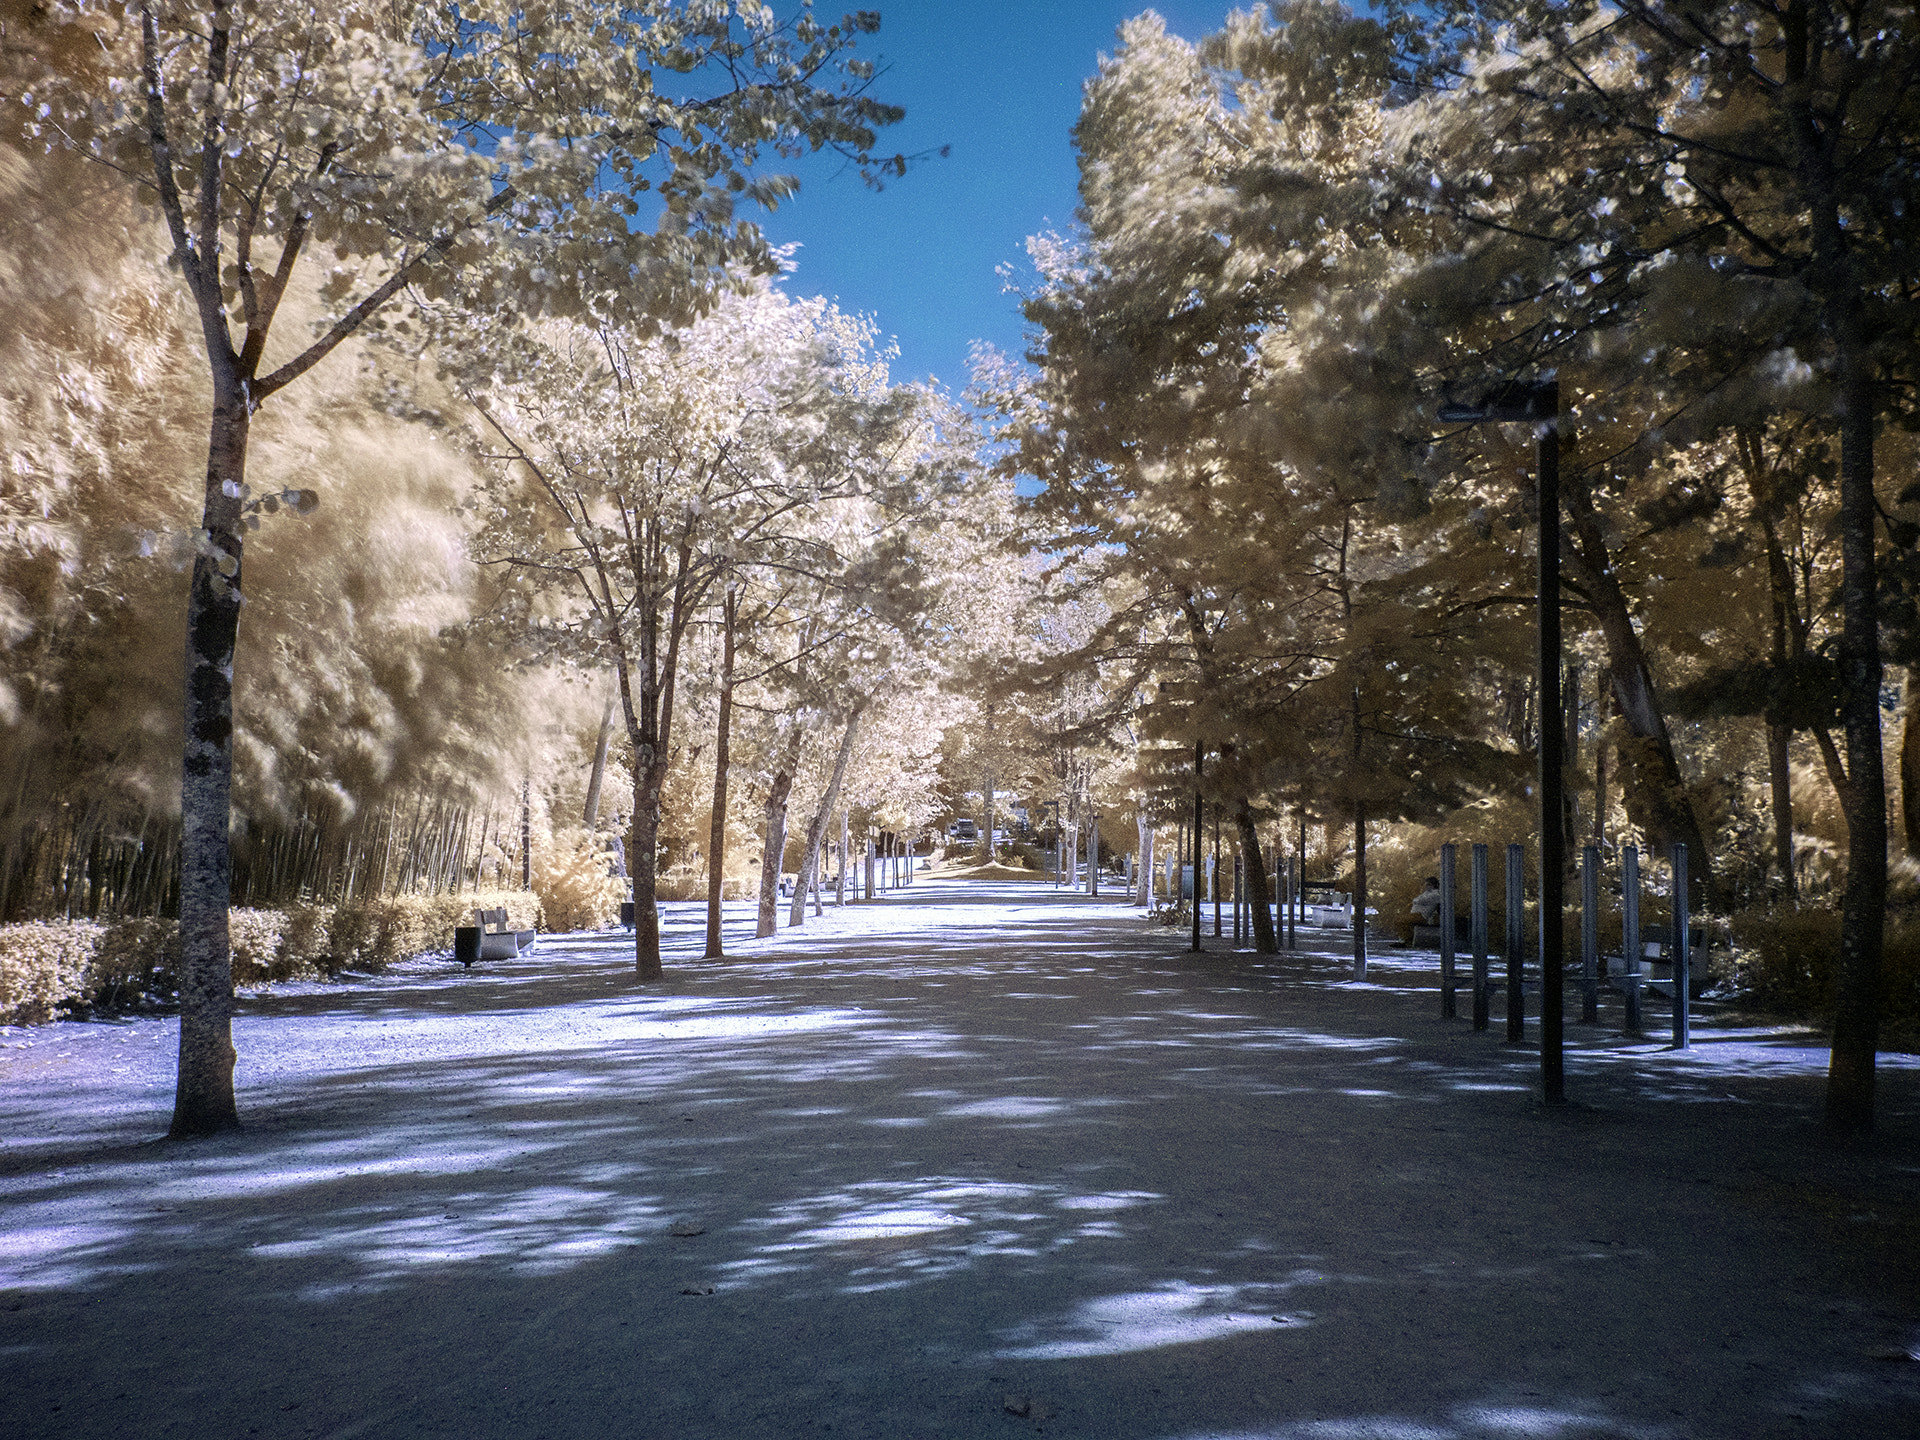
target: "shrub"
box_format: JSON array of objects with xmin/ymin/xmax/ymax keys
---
[
  {"xmin": 0, "ymin": 921, "xmax": 105, "ymax": 1024},
  {"xmin": 534, "ymin": 828, "xmax": 627, "ymax": 929},
  {"xmin": 0, "ymin": 888, "xmax": 546, "ymax": 1026},
  {"xmin": 1729, "ymin": 907, "xmax": 1920, "ymax": 1023}
]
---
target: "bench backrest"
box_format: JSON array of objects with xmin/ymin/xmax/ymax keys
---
[{"xmin": 476, "ymin": 907, "xmax": 510, "ymax": 933}]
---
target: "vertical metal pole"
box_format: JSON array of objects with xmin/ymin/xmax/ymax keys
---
[
  {"xmin": 1672, "ymin": 843, "xmax": 1690, "ymax": 1050},
  {"xmin": 1506, "ymin": 843, "xmax": 1525, "ymax": 1043},
  {"xmin": 1212, "ymin": 811, "xmax": 1222, "ymax": 938},
  {"xmin": 1622, "ymin": 845, "xmax": 1643, "ymax": 1037},
  {"xmin": 1581, "ymin": 844, "xmax": 1600, "ymax": 1023},
  {"xmin": 1233, "ymin": 853, "xmax": 1243, "ymax": 944},
  {"xmin": 1471, "ymin": 842, "xmax": 1490, "ymax": 1032},
  {"xmin": 1272, "ymin": 839, "xmax": 1281, "ymax": 946},
  {"xmin": 1286, "ymin": 854, "xmax": 1297, "ymax": 949},
  {"xmin": 1537, "ymin": 388, "xmax": 1567, "ymax": 1103},
  {"xmin": 1191, "ymin": 745, "xmax": 1203, "ymax": 954},
  {"xmin": 1440, "ymin": 843, "xmax": 1458, "ymax": 1020}
]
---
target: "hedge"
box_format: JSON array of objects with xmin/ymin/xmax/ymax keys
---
[{"xmin": 0, "ymin": 890, "xmax": 542, "ymax": 1025}]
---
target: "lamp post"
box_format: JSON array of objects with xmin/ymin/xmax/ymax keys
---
[{"xmin": 1438, "ymin": 379, "xmax": 1566, "ymax": 1105}]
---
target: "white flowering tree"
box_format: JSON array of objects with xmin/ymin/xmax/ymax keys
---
[
  {"xmin": 462, "ymin": 284, "xmax": 919, "ymax": 979},
  {"xmin": 7, "ymin": 0, "xmax": 900, "ymax": 1133}
]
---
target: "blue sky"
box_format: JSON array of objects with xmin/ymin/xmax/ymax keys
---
[{"xmin": 754, "ymin": 2, "xmax": 1237, "ymax": 389}]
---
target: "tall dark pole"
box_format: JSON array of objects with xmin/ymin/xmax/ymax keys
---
[
  {"xmin": 1537, "ymin": 388, "xmax": 1565, "ymax": 1105},
  {"xmin": 1192, "ymin": 742, "xmax": 1204, "ymax": 953}
]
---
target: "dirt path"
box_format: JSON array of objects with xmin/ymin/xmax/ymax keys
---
[{"xmin": 3, "ymin": 880, "xmax": 1918, "ymax": 1439}]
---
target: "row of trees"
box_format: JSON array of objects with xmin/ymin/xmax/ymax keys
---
[
  {"xmin": 1, "ymin": 1, "xmax": 1020, "ymax": 1137},
  {"xmin": 993, "ymin": 1, "xmax": 1920, "ymax": 1132}
]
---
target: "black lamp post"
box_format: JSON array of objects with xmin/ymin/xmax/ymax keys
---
[{"xmin": 1438, "ymin": 379, "xmax": 1566, "ymax": 1106}]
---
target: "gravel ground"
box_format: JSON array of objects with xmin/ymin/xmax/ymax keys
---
[{"xmin": 3, "ymin": 878, "xmax": 1919, "ymax": 1440}]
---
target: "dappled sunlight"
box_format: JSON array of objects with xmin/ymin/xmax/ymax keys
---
[
  {"xmin": 1163, "ymin": 1401, "xmax": 1682, "ymax": 1438},
  {"xmin": 991, "ymin": 1278, "xmax": 1317, "ymax": 1359},
  {"xmin": 717, "ymin": 1175, "xmax": 1168, "ymax": 1295},
  {"xmin": 6, "ymin": 879, "xmax": 1919, "ymax": 1439}
]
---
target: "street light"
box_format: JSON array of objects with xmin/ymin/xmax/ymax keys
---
[{"xmin": 1438, "ymin": 378, "xmax": 1567, "ymax": 1106}]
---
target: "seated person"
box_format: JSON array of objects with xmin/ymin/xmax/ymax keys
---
[{"xmin": 1409, "ymin": 876, "xmax": 1443, "ymax": 929}]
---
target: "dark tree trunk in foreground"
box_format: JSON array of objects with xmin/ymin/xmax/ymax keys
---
[
  {"xmin": 1233, "ymin": 803, "xmax": 1276, "ymax": 953},
  {"xmin": 1902, "ymin": 669, "xmax": 1920, "ymax": 860},
  {"xmin": 1824, "ymin": 347, "xmax": 1886, "ymax": 1134},
  {"xmin": 172, "ymin": 391, "xmax": 248, "ymax": 1137},
  {"xmin": 704, "ymin": 589, "xmax": 736, "ymax": 958}
]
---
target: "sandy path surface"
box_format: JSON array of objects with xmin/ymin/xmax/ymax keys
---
[{"xmin": 3, "ymin": 879, "xmax": 1919, "ymax": 1439}]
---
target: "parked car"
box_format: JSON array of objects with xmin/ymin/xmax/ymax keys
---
[{"xmin": 949, "ymin": 819, "xmax": 978, "ymax": 842}]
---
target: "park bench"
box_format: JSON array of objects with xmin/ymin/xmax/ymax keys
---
[
  {"xmin": 1296, "ymin": 880, "xmax": 1353, "ymax": 928},
  {"xmin": 454, "ymin": 907, "xmax": 537, "ymax": 967},
  {"xmin": 1614, "ymin": 923, "xmax": 1714, "ymax": 1002}
]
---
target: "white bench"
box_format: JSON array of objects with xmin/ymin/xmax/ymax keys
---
[{"xmin": 475, "ymin": 907, "xmax": 536, "ymax": 961}]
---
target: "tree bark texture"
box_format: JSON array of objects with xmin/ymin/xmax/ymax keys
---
[
  {"xmin": 1351, "ymin": 800, "xmax": 1368, "ymax": 981},
  {"xmin": 1824, "ymin": 338, "xmax": 1887, "ymax": 1134},
  {"xmin": 1780, "ymin": 6, "xmax": 1887, "ymax": 1133},
  {"xmin": 704, "ymin": 590, "xmax": 736, "ymax": 958},
  {"xmin": 584, "ymin": 691, "xmax": 615, "ymax": 828},
  {"xmin": 1233, "ymin": 803, "xmax": 1277, "ymax": 953},
  {"xmin": 788, "ymin": 711, "xmax": 860, "ymax": 929},
  {"xmin": 1561, "ymin": 478, "xmax": 1717, "ymax": 906},
  {"xmin": 1903, "ymin": 668, "xmax": 1920, "ymax": 859},
  {"xmin": 171, "ymin": 392, "xmax": 248, "ymax": 1137},
  {"xmin": 755, "ymin": 738, "xmax": 799, "ymax": 939}
]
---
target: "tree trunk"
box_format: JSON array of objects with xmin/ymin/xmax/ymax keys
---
[
  {"xmin": 1759, "ymin": 504, "xmax": 1800, "ymax": 899},
  {"xmin": 630, "ymin": 756, "xmax": 666, "ymax": 980},
  {"xmin": 1778, "ymin": 14, "xmax": 1888, "ymax": 1131},
  {"xmin": 788, "ymin": 710, "xmax": 860, "ymax": 929},
  {"xmin": 1234, "ymin": 803, "xmax": 1277, "ymax": 953},
  {"xmin": 704, "ymin": 589, "xmax": 736, "ymax": 958},
  {"xmin": 1824, "ymin": 333, "xmax": 1887, "ymax": 1133},
  {"xmin": 983, "ymin": 771, "xmax": 996, "ymax": 866},
  {"xmin": 171, "ymin": 391, "xmax": 249, "ymax": 1138},
  {"xmin": 584, "ymin": 690, "xmax": 615, "ymax": 827},
  {"xmin": 1135, "ymin": 814, "xmax": 1153, "ymax": 906},
  {"xmin": 1351, "ymin": 800, "xmax": 1368, "ymax": 981},
  {"xmin": 1902, "ymin": 667, "xmax": 1920, "ymax": 859},
  {"xmin": 1561, "ymin": 478, "xmax": 1717, "ymax": 907},
  {"xmin": 756, "ymin": 736, "xmax": 800, "ymax": 939}
]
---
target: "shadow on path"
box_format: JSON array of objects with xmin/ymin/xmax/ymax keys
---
[{"xmin": 2, "ymin": 882, "xmax": 1917, "ymax": 1439}]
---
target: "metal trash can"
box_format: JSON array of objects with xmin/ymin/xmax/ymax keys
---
[{"xmin": 454, "ymin": 926, "xmax": 481, "ymax": 967}]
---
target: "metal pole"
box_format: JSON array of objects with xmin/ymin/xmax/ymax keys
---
[
  {"xmin": 1622, "ymin": 845, "xmax": 1643, "ymax": 1037},
  {"xmin": 1440, "ymin": 843, "xmax": 1458, "ymax": 1020},
  {"xmin": 1506, "ymin": 842, "xmax": 1525, "ymax": 1043},
  {"xmin": 1537, "ymin": 389, "xmax": 1567, "ymax": 1104},
  {"xmin": 1581, "ymin": 844, "xmax": 1600, "ymax": 1023},
  {"xmin": 1672, "ymin": 843, "xmax": 1690, "ymax": 1050},
  {"xmin": 1191, "ymin": 744, "xmax": 1203, "ymax": 954},
  {"xmin": 1285, "ymin": 853, "xmax": 1297, "ymax": 949},
  {"xmin": 1212, "ymin": 810, "xmax": 1222, "ymax": 938},
  {"xmin": 1471, "ymin": 842, "xmax": 1490, "ymax": 1032}
]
